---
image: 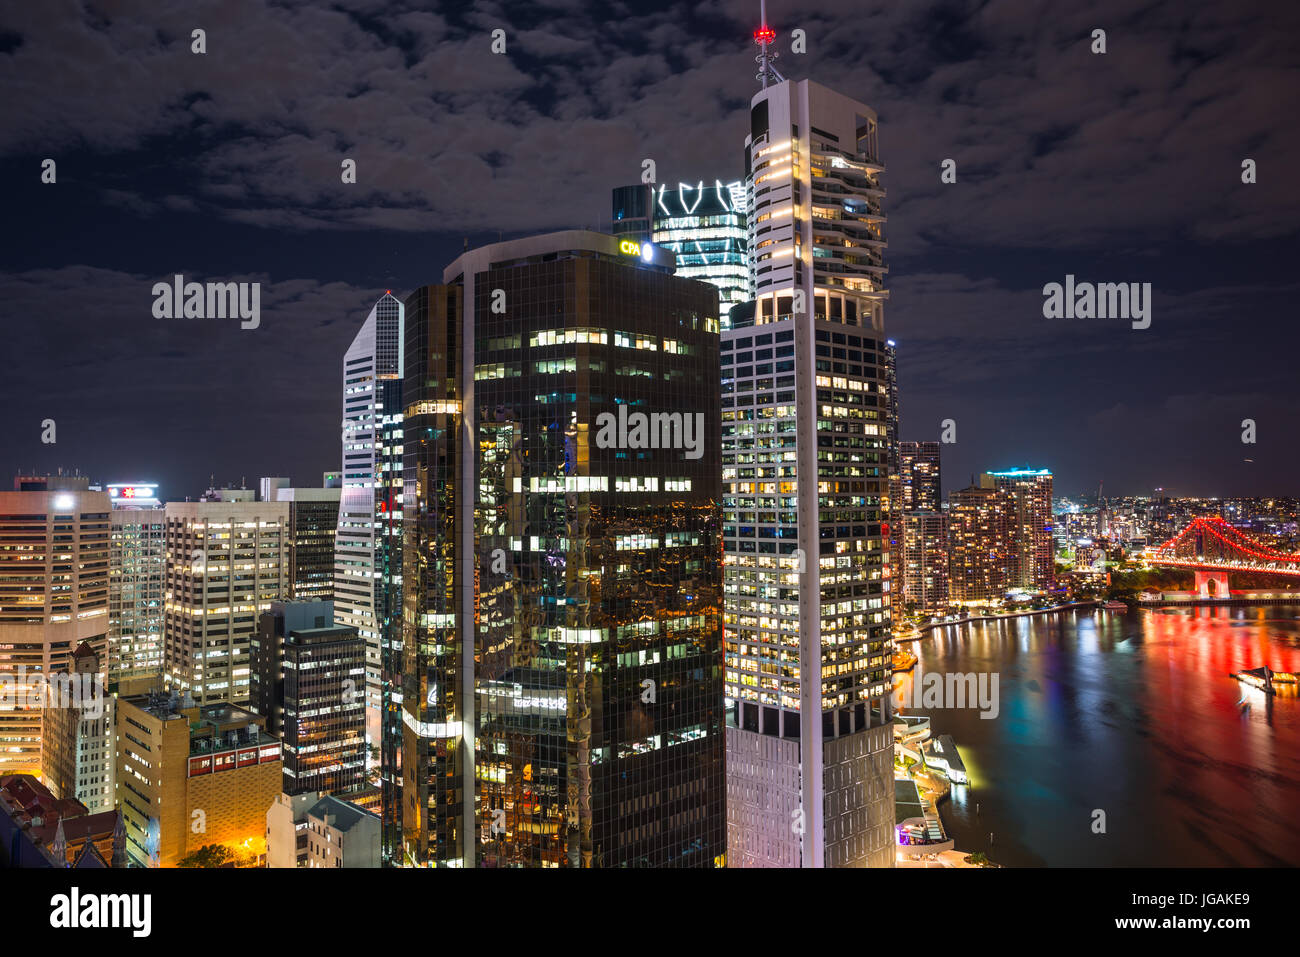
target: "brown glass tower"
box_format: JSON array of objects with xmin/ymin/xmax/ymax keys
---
[{"xmin": 399, "ymin": 231, "xmax": 724, "ymax": 867}]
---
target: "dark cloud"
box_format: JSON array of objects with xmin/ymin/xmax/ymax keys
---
[{"xmin": 0, "ymin": 0, "xmax": 1297, "ymax": 496}]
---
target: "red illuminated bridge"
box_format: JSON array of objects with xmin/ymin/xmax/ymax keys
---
[{"xmin": 1150, "ymin": 517, "xmax": 1300, "ymax": 597}]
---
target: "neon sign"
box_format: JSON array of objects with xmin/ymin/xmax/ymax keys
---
[{"xmin": 619, "ymin": 239, "xmax": 641, "ymax": 256}]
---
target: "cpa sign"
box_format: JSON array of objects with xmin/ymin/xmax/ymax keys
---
[{"xmin": 619, "ymin": 239, "xmax": 654, "ymax": 262}]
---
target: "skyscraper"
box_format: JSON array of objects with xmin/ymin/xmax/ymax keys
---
[
  {"xmin": 900, "ymin": 512, "xmax": 948, "ymax": 614},
  {"xmin": 254, "ymin": 601, "xmax": 366, "ymax": 797},
  {"xmin": 723, "ymin": 45, "xmax": 894, "ymax": 866},
  {"xmin": 981, "ymin": 469, "xmax": 1055, "ymax": 590},
  {"xmin": 947, "ymin": 484, "xmax": 1010, "ymax": 603},
  {"xmin": 898, "ymin": 442, "xmax": 942, "ymax": 512},
  {"xmin": 0, "ymin": 476, "xmax": 110, "ymax": 777},
  {"xmin": 162, "ymin": 499, "xmax": 288, "ymax": 705},
  {"xmin": 335, "ymin": 292, "xmax": 405, "ymax": 749},
  {"xmin": 276, "ymin": 486, "xmax": 342, "ymax": 602},
  {"xmin": 399, "ymin": 230, "xmax": 725, "ymax": 867},
  {"xmin": 108, "ymin": 487, "xmax": 164, "ymax": 692},
  {"xmin": 649, "ymin": 180, "xmax": 751, "ymax": 328}
]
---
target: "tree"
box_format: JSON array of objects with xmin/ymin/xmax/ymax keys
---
[{"xmin": 177, "ymin": 844, "xmax": 235, "ymax": 868}]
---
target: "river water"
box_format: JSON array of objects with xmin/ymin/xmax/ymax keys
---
[{"xmin": 896, "ymin": 605, "xmax": 1300, "ymax": 866}]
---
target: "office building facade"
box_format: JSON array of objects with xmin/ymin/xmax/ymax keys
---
[
  {"xmin": 650, "ymin": 180, "xmax": 751, "ymax": 328},
  {"xmin": 0, "ymin": 476, "xmax": 110, "ymax": 777},
  {"xmin": 254, "ymin": 601, "xmax": 366, "ymax": 796},
  {"xmin": 163, "ymin": 499, "xmax": 288, "ymax": 705},
  {"xmin": 277, "ymin": 487, "xmax": 342, "ymax": 602},
  {"xmin": 109, "ymin": 498, "xmax": 165, "ymax": 692},
  {"xmin": 398, "ymin": 230, "xmax": 724, "ymax": 867},
  {"xmin": 335, "ymin": 292, "xmax": 405, "ymax": 750},
  {"xmin": 115, "ymin": 694, "xmax": 282, "ymax": 867},
  {"xmin": 724, "ymin": 74, "xmax": 894, "ymax": 868}
]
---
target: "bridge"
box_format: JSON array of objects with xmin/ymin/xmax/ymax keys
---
[{"xmin": 1150, "ymin": 517, "xmax": 1300, "ymax": 597}]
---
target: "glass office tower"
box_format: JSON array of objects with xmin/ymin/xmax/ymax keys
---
[
  {"xmin": 724, "ymin": 74, "xmax": 895, "ymax": 868},
  {"xmin": 400, "ymin": 230, "xmax": 724, "ymax": 867}
]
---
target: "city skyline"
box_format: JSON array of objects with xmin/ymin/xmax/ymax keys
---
[
  {"xmin": 3, "ymin": 1, "xmax": 1298, "ymax": 499},
  {"xmin": 4, "ymin": 0, "xmax": 1300, "ymax": 903}
]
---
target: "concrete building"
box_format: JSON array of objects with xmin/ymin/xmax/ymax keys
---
[
  {"xmin": 981, "ymin": 469, "xmax": 1055, "ymax": 591},
  {"xmin": 303, "ymin": 794, "xmax": 380, "ymax": 868},
  {"xmin": 115, "ymin": 692, "xmax": 282, "ymax": 867},
  {"xmin": 898, "ymin": 442, "xmax": 942, "ymax": 513},
  {"xmin": 947, "ymin": 485, "xmax": 1011, "ymax": 603},
  {"xmin": 0, "ymin": 475, "xmax": 110, "ymax": 777},
  {"xmin": 723, "ymin": 60, "xmax": 894, "ymax": 866},
  {"xmin": 265, "ymin": 789, "xmax": 322, "ymax": 868},
  {"xmin": 899, "ymin": 512, "xmax": 948, "ymax": 614},
  {"xmin": 162, "ymin": 499, "xmax": 288, "ymax": 705},
  {"xmin": 40, "ymin": 642, "xmax": 115, "ymax": 813}
]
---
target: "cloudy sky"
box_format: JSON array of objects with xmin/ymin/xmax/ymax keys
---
[{"xmin": 2, "ymin": 0, "xmax": 1297, "ymax": 498}]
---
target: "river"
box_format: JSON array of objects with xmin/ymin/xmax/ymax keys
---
[{"xmin": 896, "ymin": 605, "xmax": 1300, "ymax": 866}]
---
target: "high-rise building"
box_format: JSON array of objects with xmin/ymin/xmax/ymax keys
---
[
  {"xmin": 251, "ymin": 599, "xmax": 332, "ymax": 732},
  {"xmin": 276, "ymin": 487, "xmax": 342, "ymax": 602},
  {"xmin": 335, "ymin": 292, "xmax": 404, "ymax": 751},
  {"xmin": 981, "ymin": 469, "xmax": 1055, "ymax": 590},
  {"xmin": 108, "ymin": 489, "xmax": 165, "ymax": 692},
  {"xmin": 899, "ymin": 442, "xmax": 942, "ymax": 512},
  {"xmin": 893, "ymin": 442, "xmax": 945, "ymax": 616},
  {"xmin": 114, "ymin": 693, "xmax": 282, "ymax": 867},
  {"xmin": 884, "ymin": 341, "xmax": 900, "ymax": 613},
  {"xmin": 649, "ymin": 180, "xmax": 751, "ymax": 328},
  {"xmin": 899, "ymin": 512, "xmax": 949, "ymax": 613},
  {"xmin": 723, "ymin": 59, "xmax": 894, "ymax": 866},
  {"xmin": 163, "ymin": 499, "xmax": 288, "ymax": 705},
  {"xmin": 254, "ymin": 601, "xmax": 366, "ymax": 796},
  {"xmin": 398, "ymin": 229, "xmax": 724, "ymax": 867},
  {"xmin": 947, "ymin": 485, "xmax": 1011, "ymax": 603},
  {"xmin": 375, "ymin": 373, "xmax": 405, "ymax": 861},
  {"xmin": 40, "ymin": 641, "xmax": 115, "ymax": 813},
  {"xmin": 0, "ymin": 476, "xmax": 110, "ymax": 777},
  {"xmin": 611, "ymin": 183, "xmax": 653, "ymax": 242}
]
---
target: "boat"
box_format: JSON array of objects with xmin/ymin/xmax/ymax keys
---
[{"xmin": 1102, "ymin": 600, "xmax": 1128, "ymax": 611}]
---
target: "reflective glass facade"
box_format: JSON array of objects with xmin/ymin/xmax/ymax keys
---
[{"xmin": 401, "ymin": 233, "xmax": 725, "ymax": 867}]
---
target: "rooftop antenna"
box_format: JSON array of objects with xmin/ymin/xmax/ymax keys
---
[{"xmin": 754, "ymin": 0, "xmax": 784, "ymax": 88}]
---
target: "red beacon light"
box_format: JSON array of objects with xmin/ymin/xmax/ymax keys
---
[{"xmin": 753, "ymin": 25, "xmax": 776, "ymax": 44}]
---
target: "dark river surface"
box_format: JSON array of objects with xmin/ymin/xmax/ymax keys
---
[{"xmin": 895, "ymin": 605, "xmax": 1300, "ymax": 866}]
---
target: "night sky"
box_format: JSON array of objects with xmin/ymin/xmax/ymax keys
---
[{"xmin": 2, "ymin": 0, "xmax": 1297, "ymax": 500}]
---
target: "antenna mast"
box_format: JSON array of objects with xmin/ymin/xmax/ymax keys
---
[{"xmin": 754, "ymin": 0, "xmax": 784, "ymax": 88}]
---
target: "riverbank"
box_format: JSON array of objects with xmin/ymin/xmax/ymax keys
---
[{"xmin": 896, "ymin": 600, "xmax": 1103, "ymax": 642}]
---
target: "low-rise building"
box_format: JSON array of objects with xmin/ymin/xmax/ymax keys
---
[{"xmin": 116, "ymin": 693, "xmax": 282, "ymax": 866}]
